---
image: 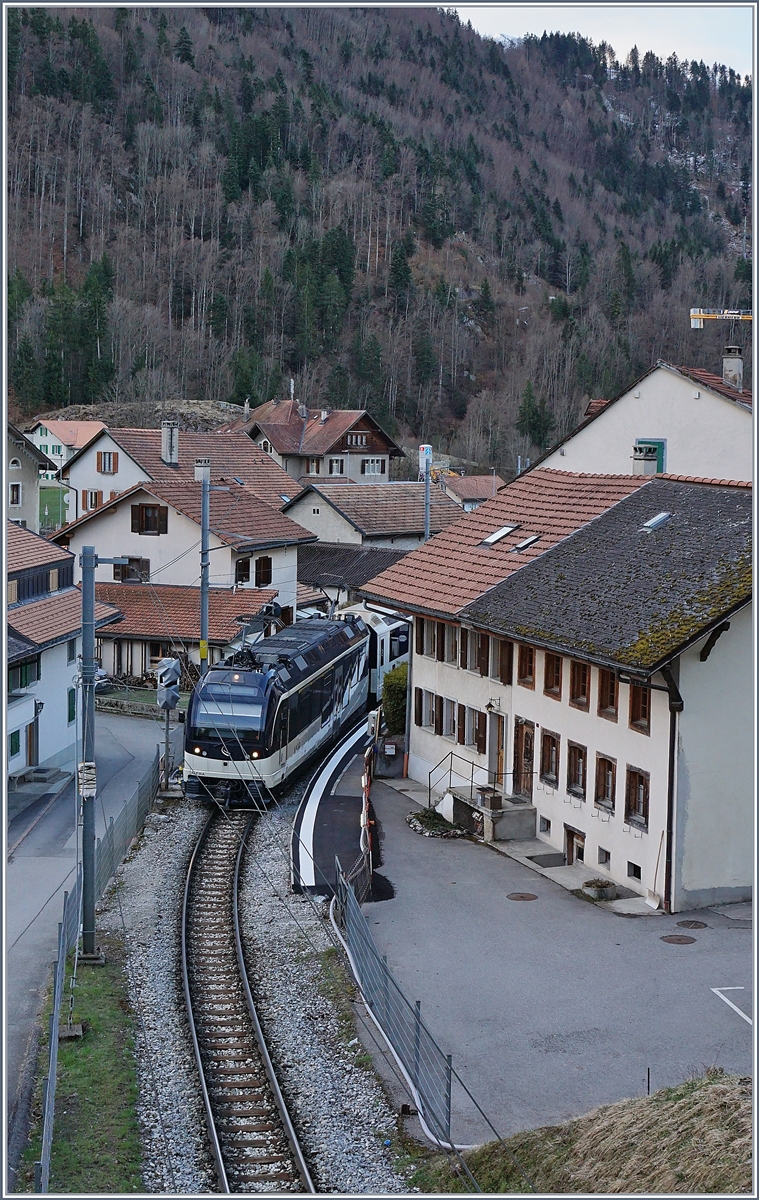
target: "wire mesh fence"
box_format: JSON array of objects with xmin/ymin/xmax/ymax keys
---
[
  {"xmin": 34, "ymin": 748, "xmax": 160, "ymax": 1192},
  {"xmin": 334, "ymin": 858, "xmax": 452, "ymax": 1144}
]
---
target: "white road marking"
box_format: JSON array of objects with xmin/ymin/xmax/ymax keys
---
[{"xmin": 710, "ymin": 986, "xmax": 752, "ymax": 1025}]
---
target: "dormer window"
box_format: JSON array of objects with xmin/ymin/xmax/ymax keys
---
[{"xmin": 261, "ymin": 440, "xmax": 272, "ymax": 453}]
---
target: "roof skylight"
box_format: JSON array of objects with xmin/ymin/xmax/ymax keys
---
[
  {"xmin": 481, "ymin": 524, "xmax": 519, "ymax": 546},
  {"xmin": 641, "ymin": 512, "xmax": 671, "ymax": 532},
  {"xmin": 513, "ymin": 534, "xmax": 541, "ymax": 552}
]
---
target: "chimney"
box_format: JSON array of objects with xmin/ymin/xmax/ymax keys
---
[
  {"xmin": 194, "ymin": 456, "xmax": 210, "ymax": 483},
  {"xmin": 290, "ymin": 378, "xmax": 295, "ymax": 401},
  {"xmin": 297, "ymin": 402, "xmax": 308, "ymax": 419},
  {"xmin": 243, "ymin": 397, "xmax": 250, "ymax": 421},
  {"xmin": 722, "ymin": 345, "xmax": 743, "ymax": 392},
  {"xmin": 161, "ymin": 420, "xmax": 179, "ymax": 466},
  {"xmin": 320, "ymin": 409, "xmax": 328, "ymax": 424}
]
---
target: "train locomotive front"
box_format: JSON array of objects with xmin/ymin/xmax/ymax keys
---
[{"xmin": 182, "ymin": 614, "xmax": 369, "ymax": 804}]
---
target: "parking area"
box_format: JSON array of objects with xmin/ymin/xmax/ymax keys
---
[{"xmin": 363, "ymin": 780, "xmax": 753, "ymax": 1145}]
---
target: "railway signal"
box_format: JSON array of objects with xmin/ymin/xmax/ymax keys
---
[{"xmin": 156, "ymin": 657, "xmax": 181, "ymax": 788}]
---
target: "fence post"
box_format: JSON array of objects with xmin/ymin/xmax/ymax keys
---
[{"xmin": 34, "ymin": 1161, "xmax": 42, "ymax": 1192}]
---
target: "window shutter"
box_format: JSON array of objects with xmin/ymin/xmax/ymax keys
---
[
  {"xmin": 110, "ymin": 491, "xmax": 117, "ymax": 500},
  {"xmin": 158, "ymin": 506, "xmax": 168, "ymax": 534},
  {"xmin": 457, "ymin": 704, "xmax": 466, "ymax": 745},
  {"xmin": 97, "ymin": 491, "xmax": 103, "ymax": 508},
  {"xmin": 113, "ymin": 564, "xmax": 123, "ymax": 581},
  {"xmin": 499, "ymin": 640, "xmax": 513, "ymax": 685},
  {"xmin": 415, "ymin": 618, "xmax": 424, "ymax": 656},
  {"xmin": 476, "ymin": 711, "xmax": 487, "ymax": 755},
  {"xmin": 414, "ymin": 687, "xmax": 423, "ymax": 727},
  {"xmin": 140, "ymin": 559, "xmax": 150, "ymax": 580},
  {"xmin": 434, "ymin": 694, "xmax": 443, "ymax": 736},
  {"xmin": 112, "ymin": 452, "xmax": 119, "ymax": 472},
  {"xmin": 83, "ymin": 490, "xmax": 89, "ymax": 512},
  {"xmin": 380, "ymin": 459, "xmax": 386, "ymax": 474},
  {"xmin": 436, "ymin": 622, "xmax": 445, "ymax": 661},
  {"xmin": 360, "ymin": 460, "xmax": 366, "ymax": 475},
  {"xmin": 478, "ymin": 633, "xmax": 490, "ymax": 677},
  {"xmin": 459, "ymin": 628, "xmax": 468, "ymax": 669},
  {"xmin": 96, "ymin": 451, "xmax": 103, "ymax": 472},
  {"xmin": 131, "ymin": 505, "xmax": 140, "ymax": 532}
]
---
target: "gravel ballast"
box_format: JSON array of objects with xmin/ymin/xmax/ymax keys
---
[{"xmin": 97, "ymin": 782, "xmax": 412, "ymax": 1193}]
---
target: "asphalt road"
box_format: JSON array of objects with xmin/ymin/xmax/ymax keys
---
[
  {"xmin": 363, "ymin": 780, "xmax": 753, "ymax": 1146},
  {"xmin": 5, "ymin": 712, "xmax": 184, "ymax": 1183}
]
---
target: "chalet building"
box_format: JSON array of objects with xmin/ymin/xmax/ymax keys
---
[
  {"xmin": 53, "ymin": 476, "xmax": 316, "ymax": 625},
  {"xmin": 219, "ymin": 398, "xmax": 404, "ymax": 484},
  {"xmin": 439, "ymin": 473, "xmax": 505, "ymax": 511},
  {"xmin": 26, "ymin": 419, "xmax": 106, "ymax": 479},
  {"xmin": 7, "ymin": 522, "xmax": 119, "ymax": 780},
  {"xmin": 7, "ymin": 424, "xmax": 56, "ymax": 534},
  {"xmin": 534, "ymin": 356, "xmax": 752, "ymax": 481},
  {"xmin": 282, "ymin": 482, "xmax": 461, "ymax": 548},
  {"xmin": 60, "ymin": 422, "xmax": 301, "ymax": 522},
  {"xmin": 361, "ymin": 471, "xmax": 752, "ymax": 912},
  {"xmin": 93, "ymin": 583, "xmax": 278, "ymax": 676}
]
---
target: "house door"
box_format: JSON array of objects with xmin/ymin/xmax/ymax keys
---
[
  {"xmin": 490, "ymin": 714, "xmax": 505, "ymax": 789},
  {"xmin": 513, "ymin": 719, "xmax": 534, "ymax": 800},
  {"xmin": 278, "ymin": 705, "xmax": 289, "ymax": 767},
  {"xmin": 566, "ymin": 827, "xmax": 585, "ymax": 866},
  {"xmin": 26, "ymin": 719, "xmax": 39, "ymax": 768}
]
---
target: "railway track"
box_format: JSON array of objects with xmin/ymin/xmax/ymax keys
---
[{"xmin": 182, "ymin": 809, "xmax": 315, "ymax": 1193}]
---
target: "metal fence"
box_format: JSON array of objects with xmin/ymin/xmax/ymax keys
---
[
  {"xmin": 334, "ymin": 859, "xmax": 452, "ymax": 1144},
  {"xmin": 34, "ymin": 748, "xmax": 161, "ymax": 1192}
]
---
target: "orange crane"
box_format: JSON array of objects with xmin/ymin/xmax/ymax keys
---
[{"xmin": 690, "ymin": 308, "xmax": 752, "ymax": 329}]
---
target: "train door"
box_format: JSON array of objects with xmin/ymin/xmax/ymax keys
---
[
  {"xmin": 278, "ymin": 704, "xmax": 289, "ymax": 767},
  {"xmin": 321, "ymin": 671, "xmax": 334, "ymax": 727}
]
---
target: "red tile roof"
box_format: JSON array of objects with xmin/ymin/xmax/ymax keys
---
[
  {"xmin": 442, "ymin": 474, "xmax": 506, "ymax": 502},
  {"xmin": 30, "ymin": 419, "xmax": 106, "ymax": 448},
  {"xmin": 360, "ymin": 469, "xmax": 649, "ymax": 617},
  {"xmin": 7, "ymin": 520, "xmax": 73, "ymax": 572},
  {"xmin": 675, "ymin": 366, "xmax": 752, "ymax": 409},
  {"xmin": 8, "ymin": 588, "xmax": 119, "ymax": 646},
  {"xmin": 288, "ymin": 482, "xmax": 460, "ymax": 537},
  {"xmin": 94, "ymin": 583, "xmax": 278, "ymax": 645},
  {"xmin": 56, "ymin": 481, "xmax": 317, "ymax": 550},
  {"xmin": 657, "ymin": 473, "xmax": 752, "ymax": 488},
  {"xmin": 63, "ymin": 429, "xmax": 301, "ymax": 509},
  {"xmin": 219, "ymin": 399, "xmax": 403, "ymax": 458}
]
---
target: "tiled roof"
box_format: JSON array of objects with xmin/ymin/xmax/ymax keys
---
[
  {"xmin": 8, "ymin": 588, "xmax": 120, "ymax": 647},
  {"xmin": 8, "ymin": 629, "xmax": 38, "ymax": 664},
  {"xmin": 360, "ymin": 470, "xmax": 648, "ymax": 617},
  {"xmin": 675, "ymin": 366, "xmax": 752, "ymax": 409},
  {"xmin": 56, "ymin": 481, "xmax": 317, "ymax": 550},
  {"xmin": 657, "ymin": 473, "xmax": 752, "ymax": 488},
  {"xmin": 289, "ymin": 482, "xmax": 461, "ymax": 537},
  {"xmin": 63, "ymin": 429, "xmax": 301, "ymax": 509},
  {"xmin": 7, "ymin": 520, "xmax": 73, "ymax": 572},
  {"xmin": 583, "ymin": 398, "xmax": 610, "ymax": 417},
  {"xmin": 219, "ymin": 399, "xmax": 404, "ymax": 457},
  {"xmin": 442, "ymin": 474, "xmax": 506, "ymax": 502},
  {"xmin": 30, "ymin": 419, "xmax": 106, "ymax": 448},
  {"xmin": 94, "ymin": 583, "xmax": 278, "ymax": 645},
  {"xmin": 462, "ymin": 478, "xmax": 752, "ymax": 671},
  {"xmin": 296, "ymin": 581, "xmax": 328, "ymax": 608},
  {"xmin": 298, "ymin": 543, "xmax": 407, "ymax": 589}
]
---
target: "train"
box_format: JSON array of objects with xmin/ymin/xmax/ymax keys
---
[{"xmin": 183, "ymin": 613, "xmax": 371, "ymax": 803}]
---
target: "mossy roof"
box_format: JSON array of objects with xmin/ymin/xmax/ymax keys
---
[{"xmin": 461, "ymin": 479, "xmax": 752, "ymax": 672}]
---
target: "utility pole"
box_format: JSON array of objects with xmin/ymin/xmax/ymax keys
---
[
  {"xmin": 196, "ymin": 458, "xmax": 210, "ymax": 675},
  {"xmin": 79, "ymin": 546, "xmax": 127, "ymax": 962}
]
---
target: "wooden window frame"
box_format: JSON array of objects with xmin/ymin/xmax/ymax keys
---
[
  {"xmin": 254, "ymin": 556, "xmax": 273, "ymax": 588},
  {"xmin": 594, "ymin": 755, "xmax": 616, "ymax": 811},
  {"xmin": 597, "ymin": 668, "xmax": 618, "ymax": 721},
  {"xmin": 567, "ymin": 742, "xmax": 587, "ymax": 799},
  {"xmin": 517, "ymin": 644, "xmax": 535, "ymax": 688},
  {"xmin": 543, "ymin": 653, "xmax": 562, "ymax": 699},
  {"xmin": 415, "ymin": 617, "xmax": 424, "ymax": 657},
  {"xmin": 97, "ymin": 450, "xmax": 118, "ymax": 475},
  {"xmin": 328, "ymin": 457, "xmax": 344, "ymax": 475},
  {"xmin": 442, "ymin": 698, "xmax": 456, "ymax": 739},
  {"xmin": 423, "ymin": 618, "xmax": 436, "ymax": 658},
  {"xmin": 569, "ymin": 660, "xmax": 589, "ymax": 710},
  {"xmin": 67, "ymin": 639, "xmax": 77, "ymax": 663},
  {"xmin": 414, "ymin": 687, "xmax": 423, "ymax": 727},
  {"xmin": 457, "ymin": 703, "xmax": 466, "ymax": 745},
  {"xmin": 498, "ymin": 639, "xmax": 513, "ymax": 686},
  {"xmin": 459, "ymin": 627, "xmax": 469, "ymax": 670},
  {"xmin": 475, "ymin": 710, "xmax": 487, "ymax": 755},
  {"xmin": 436, "ymin": 621, "xmax": 446, "ymax": 662},
  {"xmin": 434, "ymin": 694, "xmax": 444, "ymax": 736},
  {"xmin": 540, "ymin": 731, "xmax": 560, "ymax": 785},
  {"xmin": 9, "ymin": 483, "xmax": 22, "ymax": 507},
  {"xmin": 477, "ymin": 632, "xmax": 490, "ymax": 677},
  {"xmin": 131, "ymin": 504, "xmax": 167, "ymax": 535},
  {"xmin": 625, "ymin": 766, "xmax": 649, "ymax": 828},
  {"xmin": 629, "ymin": 683, "xmax": 651, "ymax": 734},
  {"xmin": 444, "ymin": 624, "xmax": 458, "ymax": 663},
  {"xmin": 235, "ymin": 558, "xmax": 251, "ymax": 584}
]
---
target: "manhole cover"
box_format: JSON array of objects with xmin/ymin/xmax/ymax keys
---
[
  {"xmin": 507, "ymin": 892, "xmax": 538, "ymax": 901},
  {"xmin": 677, "ymin": 919, "xmax": 707, "ymax": 929},
  {"xmin": 661, "ymin": 934, "xmax": 696, "ymax": 944}
]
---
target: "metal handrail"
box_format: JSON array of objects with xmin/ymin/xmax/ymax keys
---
[{"xmin": 429, "ymin": 750, "xmax": 533, "ymax": 808}]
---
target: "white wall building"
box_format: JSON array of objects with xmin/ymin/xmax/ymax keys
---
[
  {"xmin": 283, "ymin": 482, "xmax": 461, "ymax": 549},
  {"xmin": 7, "ymin": 424, "xmax": 56, "ymax": 534},
  {"xmin": 537, "ymin": 358, "xmax": 752, "ymax": 481},
  {"xmin": 26, "ymin": 419, "xmax": 106, "ymax": 479}
]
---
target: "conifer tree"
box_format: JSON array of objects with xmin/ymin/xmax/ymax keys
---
[
  {"xmin": 516, "ymin": 382, "xmax": 555, "ymax": 450},
  {"xmin": 174, "ymin": 26, "xmax": 195, "ymax": 67}
]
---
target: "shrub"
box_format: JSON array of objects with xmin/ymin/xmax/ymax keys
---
[{"xmin": 381, "ymin": 662, "xmax": 407, "ymax": 735}]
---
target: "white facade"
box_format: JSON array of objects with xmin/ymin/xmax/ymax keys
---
[
  {"xmin": 540, "ymin": 366, "xmax": 752, "ymax": 481},
  {"xmin": 8, "ymin": 636, "xmax": 80, "ymax": 776},
  {"xmin": 406, "ymin": 609, "xmax": 751, "ymax": 912},
  {"xmin": 60, "ymin": 489, "xmax": 299, "ymax": 615},
  {"xmin": 63, "ymin": 434, "xmax": 146, "ymax": 522},
  {"xmin": 253, "ymin": 437, "xmax": 390, "ymax": 484},
  {"xmin": 7, "ymin": 428, "xmax": 44, "ymax": 533}
]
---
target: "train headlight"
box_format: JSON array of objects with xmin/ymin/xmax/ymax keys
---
[
  {"xmin": 250, "ymin": 751, "xmax": 259, "ymax": 759},
  {"xmin": 194, "ymin": 747, "xmax": 201, "ymax": 754}
]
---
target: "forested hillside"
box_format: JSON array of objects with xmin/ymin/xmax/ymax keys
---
[{"xmin": 7, "ymin": 7, "xmax": 752, "ymax": 472}]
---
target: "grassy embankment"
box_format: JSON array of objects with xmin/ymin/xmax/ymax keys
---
[
  {"xmin": 18, "ymin": 927, "xmax": 143, "ymax": 1193},
  {"xmin": 400, "ymin": 1068, "xmax": 752, "ymax": 1194}
]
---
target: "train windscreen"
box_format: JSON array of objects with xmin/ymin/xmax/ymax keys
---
[{"xmin": 192, "ymin": 684, "xmax": 264, "ymax": 735}]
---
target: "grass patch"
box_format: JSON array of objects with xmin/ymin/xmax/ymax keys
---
[
  {"xmin": 316, "ymin": 945, "xmax": 360, "ymax": 1043},
  {"xmin": 407, "ymin": 1069, "xmax": 752, "ymax": 1193},
  {"xmin": 17, "ymin": 932, "xmax": 143, "ymax": 1193},
  {"xmin": 39, "ymin": 485, "xmax": 68, "ymax": 531}
]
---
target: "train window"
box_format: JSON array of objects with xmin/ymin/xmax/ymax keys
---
[{"xmin": 380, "ymin": 639, "xmax": 385, "ymax": 666}]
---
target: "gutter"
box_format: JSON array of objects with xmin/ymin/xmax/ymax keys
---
[{"xmin": 658, "ymin": 664, "xmax": 683, "ymax": 913}]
